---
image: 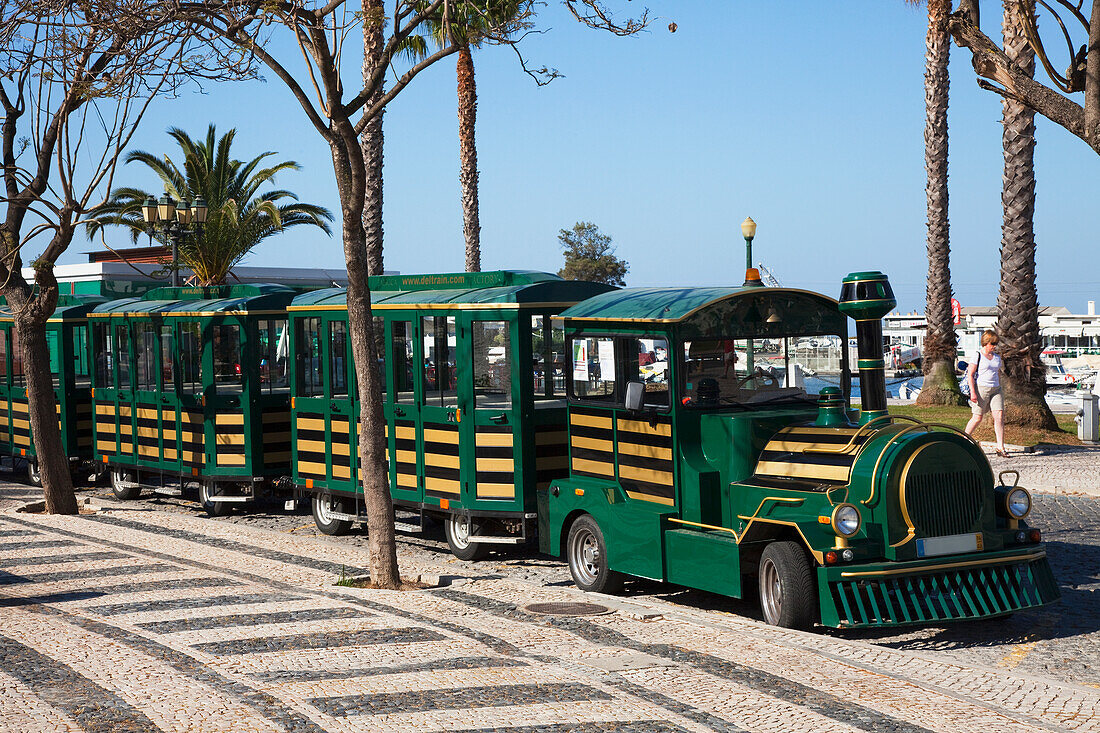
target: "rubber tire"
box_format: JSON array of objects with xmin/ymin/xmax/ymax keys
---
[
  {"xmin": 110, "ymin": 469, "xmax": 141, "ymax": 500},
  {"xmin": 566, "ymin": 514, "xmax": 624, "ymax": 595},
  {"xmin": 312, "ymin": 495, "xmax": 353, "ymax": 536},
  {"xmin": 444, "ymin": 514, "xmax": 489, "ymax": 561},
  {"xmin": 27, "ymin": 460, "xmax": 42, "ymax": 487},
  {"xmin": 200, "ymin": 483, "xmax": 233, "ymax": 517},
  {"xmin": 758, "ymin": 541, "xmax": 817, "ymax": 629}
]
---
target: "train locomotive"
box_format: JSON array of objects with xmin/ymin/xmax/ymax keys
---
[{"xmin": 30, "ymin": 268, "xmax": 1056, "ymax": 630}]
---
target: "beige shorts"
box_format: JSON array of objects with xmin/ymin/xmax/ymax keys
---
[{"xmin": 971, "ymin": 385, "xmax": 1004, "ymax": 414}]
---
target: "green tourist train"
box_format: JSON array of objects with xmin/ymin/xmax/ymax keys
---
[{"xmin": 16, "ymin": 268, "xmax": 1056, "ymax": 629}]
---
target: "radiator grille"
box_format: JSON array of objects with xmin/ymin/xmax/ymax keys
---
[
  {"xmin": 904, "ymin": 469, "xmax": 983, "ymax": 537},
  {"xmin": 829, "ymin": 558, "xmax": 1059, "ymax": 627}
]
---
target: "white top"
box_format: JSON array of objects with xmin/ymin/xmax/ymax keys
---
[{"xmin": 974, "ymin": 350, "xmax": 1002, "ymax": 388}]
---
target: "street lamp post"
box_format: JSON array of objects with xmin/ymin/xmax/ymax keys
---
[
  {"xmin": 741, "ymin": 217, "xmax": 758, "ymax": 374},
  {"xmin": 141, "ymin": 194, "xmax": 207, "ymax": 286}
]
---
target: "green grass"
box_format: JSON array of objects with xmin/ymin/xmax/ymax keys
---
[{"xmin": 883, "ymin": 404, "xmax": 1080, "ymax": 447}]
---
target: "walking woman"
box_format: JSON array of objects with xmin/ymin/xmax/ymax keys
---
[{"xmin": 964, "ymin": 329, "xmax": 1009, "ymax": 456}]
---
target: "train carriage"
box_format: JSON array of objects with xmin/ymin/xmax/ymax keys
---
[
  {"xmin": 287, "ymin": 270, "xmax": 613, "ymax": 556},
  {"xmin": 0, "ymin": 295, "xmax": 103, "ymax": 483},
  {"xmin": 90, "ymin": 284, "xmax": 296, "ymax": 513},
  {"xmin": 545, "ymin": 271, "xmax": 1060, "ymax": 629}
]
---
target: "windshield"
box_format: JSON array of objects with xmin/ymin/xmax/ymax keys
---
[{"xmin": 681, "ymin": 335, "xmax": 848, "ymax": 408}]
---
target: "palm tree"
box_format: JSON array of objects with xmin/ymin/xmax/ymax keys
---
[
  {"xmin": 916, "ymin": 0, "xmax": 966, "ymax": 406},
  {"xmin": 998, "ymin": 0, "xmax": 1058, "ymax": 428},
  {"xmin": 88, "ymin": 125, "xmax": 333, "ymax": 285},
  {"xmin": 410, "ymin": 1, "xmax": 527, "ymax": 272}
]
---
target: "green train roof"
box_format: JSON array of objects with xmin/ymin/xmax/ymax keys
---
[
  {"xmin": 289, "ymin": 271, "xmax": 616, "ymax": 311},
  {"xmin": 91, "ymin": 283, "xmax": 297, "ymax": 317},
  {"xmin": 0, "ymin": 294, "xmax": 108, "ymax": 322}
]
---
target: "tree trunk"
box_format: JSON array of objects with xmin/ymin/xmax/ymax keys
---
[
  {"xmin": 457, "ymin": 45, "xmax": 481, "ymax": 273},
  {"xmin": 998, "ymin": 0, "xmax": 1058, "ymax": 429},
  {"xmin": 330, "ymin": 122, "xmax": 401, "ymax": 589},
  {"xmin": 361, "ymin": 0, "xmax": 385, "ymax": 278},
  {"xmin": 917, "ymin": 0, "xmax": 966, "ymax": 407},
  {"xmin": 9, "ymin": 276, "xmax": 78, "ymax": 514}
]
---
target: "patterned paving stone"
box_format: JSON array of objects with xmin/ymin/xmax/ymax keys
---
[
  {"xmin": 0, "ymin": 590, "xmax": 107, "ymax": 607},
  {"xmin": 192, "ymin": 627, "xmax": 448, "ymax": 655},
  {"xmin": 61, "ymin": 576, "xmax": 243, "ymax": 598},
  {"xmin": 0, "ymin": 633, "xmax": 160, "ymax": 733},
  {"xmin": 311, "ymin": 682, "xmax": 612, "ymax": 716},
  {"xmin": 0, "ymin": 539, "xmax": 79, "ymax": 551},
  {"xmin": 249, "ymin": 655, "xmax": 527, "ymax": 683},
  {"xmin": 0, "ymin": 562, "xmax": 179, "ymax": 585},
  {"xmin": 450, "ymin": 723, "xmax": 691, "ymax": 733},
  {"xmin": 0, "ymin": 529, "xmax": 38, "ymax": 537},
  {"xmin": 84, "ymin": 592, "xmax": 308, "ymax": 617},
  {"xmin": 139, "ymin": 606, "xmax": 368, "ymax": 634},
  {"xmin": 0, "ymin": 550, "xmax": 130, "ymax": 568}
]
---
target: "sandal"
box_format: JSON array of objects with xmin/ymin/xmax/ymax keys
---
[{"xmin": 995, "ymin": 449, "xmax": 1010, "ymax": 458}]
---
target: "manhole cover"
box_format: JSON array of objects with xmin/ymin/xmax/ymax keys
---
[{"xmin": 524, "ymin": 602, "xmax": 611, "ymax": 616}]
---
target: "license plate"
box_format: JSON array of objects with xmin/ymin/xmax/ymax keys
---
[{"xmin": 915, "ymin": 533, "xmax": 981, "ymax": 558}]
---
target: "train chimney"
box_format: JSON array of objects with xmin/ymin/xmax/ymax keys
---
[{"xmin": 838, "ymin": 271, "xmax": 896, "ymax": 425}]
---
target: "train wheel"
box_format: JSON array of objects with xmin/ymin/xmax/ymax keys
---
[
  {"xmin": 444, "ymin": 514, "xmax": 489, "ymax": 561},
  {"xmin": 312, "ymin": 495, "xmax": 352, "ymax": 536},
  {"xmin": 758, "ymin": 541, "xmax": 816, "ymax": 629},
  {"xmin": 566, "ymin": 515, "xmax": 623, "ymax": 594},
  {"xmin": 110, "ymin": 469, "xmax": 141, "ymax": 500},
  {"xmin": 199, "ymin": 483, "xmax": 233, "ymax": 517},
  {"xmin": 27, "ymin": 459, "xmax": 42, "ymax": 487}
]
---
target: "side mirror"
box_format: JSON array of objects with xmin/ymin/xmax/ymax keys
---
[{"xmin": 625, "ymin": 380, "xmax": 645, "ymax": 412}]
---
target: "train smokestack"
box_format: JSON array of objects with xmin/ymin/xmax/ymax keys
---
[{"xmin": 838, "ymin": 271, "xmax": 896, "ymax": 425}]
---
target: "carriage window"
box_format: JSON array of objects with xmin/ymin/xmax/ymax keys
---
[
  {"xmin": 0, "ymin": 330, "xmax": 7, "ymax": 383},
  {"xmin": 392, "ymin": 320, "xmax": 414, "ymax": 403},
  {"xmin": 212, "ymin": 324, "xmax": 243, "ymax": 393},
  {"xmin": 11, "ymin": 327, "xmax": 23, "ymax": 387},
  {"xmin": 178, "ymin": 321, "xmax": 203, "ymax": 394},
  {"xmin": 422, "ymin": 316, "xmax": 457, "ymax": 407},
  {"xmin": 46, "ymin": 330, "xmax": 61, "ymax": 388},
  {"xmin": 259, "ymin": 319, "xmax": 289, "ymax": 394},
  {"xmin": 159, "ymin": 325, "xmax": 174, "ymax": 390},
  {"xmin": 93, "ymin": 323, "xmax": 112, "ymax": 388},
  {"xmin": 329, "ymin": 321, "xmax": 348, "ymax": 397},
  {"xmin": 135, "ymin": 323, "xmax": 156, "ymax": 391},
  {"xmin": 532, "ymin": 316, "xmax": 565, "ymax": 398},
  {"xmin": 569, "ymin": 335, "xmax": 617, "ymax": 401},
  {"xmin": 72, "ymin": 325, "xmax": 90, "ymax": 388},
  {"xmin": 115, "ymin": 324, "xmax": 131, "ymax": 391},
  {"xmin": 626, "ymin": 337, "xmax": 669, "ymax": 408},
  {"xmin": 295, "ymin": 317, "xmax": 322, "ymax": 397},
  {"xmin": 473, "ymin": 320, "xmax": 511, "ymax": 409}
]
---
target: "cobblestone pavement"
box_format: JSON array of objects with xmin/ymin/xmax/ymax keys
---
[{"xmin": 0, "ymin": 478, "xmax": 1097, "ymax": 732}]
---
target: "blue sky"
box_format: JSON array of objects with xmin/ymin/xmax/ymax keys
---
[{"xmin": 69, "ymin": 1, "xmax": 1100, "ymax": 313}]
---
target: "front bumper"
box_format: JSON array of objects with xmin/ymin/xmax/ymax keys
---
[{"xmin": 817, "ymin": 546, "xmax": 1060, "ymax": 628}]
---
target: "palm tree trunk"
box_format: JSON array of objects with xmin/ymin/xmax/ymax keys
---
[
  {"xmin": 457, "ymin": 45, "xmax": 481, "ymax": 273},
  {"xmin": 917, "ymin": 0, "xmax": 965, "ymax": 406},
  {"xmin": 998, "ymin": 0, "xmax": 1058, "ymax": 429},
  {"xmin": 361, "ymin": 0, "xmax": 386, "ymax": 277}
]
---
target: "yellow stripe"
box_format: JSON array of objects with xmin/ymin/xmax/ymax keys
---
[
  {"xmin": 160, "ymin": 410, "xmax": 177, "ymax": 421},
  {"xmin": 424, "ymin": 428, "xmax": 459, "ymax": 444},
  {"xmin": 215, "ymin": 433, "xmax": 245, "ymax": 446},
  {"xmin": 164, "ymin": 449, "xmax": 178, "ymax": 461},
  {"xmin": 572, "ymin": 457, "xmax": 614, "ymax": 476},
  {"xmin": 780, "ymin": 426, "xmax": 860, "ymax": 436},
  {"xmin": 297, "ymin": 439, "xmax": 328, "ymax": 453},
  {"xmin": 138, "ymin": 446, "xmax": 159, "ymax": 458},
  {"xmin": 619, "ymin": 464, "xmax": 673, "ymax": 485},
  {"xmin": 570, "ymin": 412, "xmax": 612, "ymax": 430},
  {"xmin": 617, "ymin": 418, "xmax": 671, "ymax": 437},
  {"xmin": 755, "ymin": 460, "xmax": 851, "ymax": 482},
  {"xmin": 475, "ymin": 432, "xmax": 513, "ymax": 448},
  {"xmin": 395, "ymin": 450, "xmax": 417, "ymax": 464},
  {"xmin": 333, "ymin": 465, "xmax": 351, "ymax": 480},
  {"xmin": 476, "ymin": 457, "xmax": 514, "ymax": 472},
  {"xmin": 331, "ymin": 442, "xmax": 349, "ymax": 456},
  {"xmin": 571, "ymin": 435, "xmax": 614, "ymax": 453},
  {"xmin": 181, "ymin": 412, "xmax": 203, "ymax": 425},
  {"xmin": 425, "ymin": 476, "xmax": 460, "ymax": 494},
  {"xmin": 617, "ymin": 442, "xmax": 673, "ymax": 461},
  {"xmin": 215, "ymin": 413, "xmax": 244, "ymax": 427},
  {"xmin": 137, "ymin": 427, "xmax": 159, "ymax": 439},
  {"xmin": 395, "ymin": 473, "xmax": 418, "ymax": 489},
  {"xmin": 392, "ymin": 425, "xmax": 415, "ymax": 440},
  {"xmin": 296, "ymin": 417, "xmax": 325, "ymax": 431},
  {"xmin": 764, "ymin": 440, "xmax": 860, "ymax": 453},
  {"xmin": 425, "ymin": 452, "xmax": 460, "ymax": 469},
  {"xmin": 136, "ymin": 408, "xmax": 158, "ymax": 420},
  {"xmin": 625, "ymin": 490, "xmax": 675, "ymax": 506},
  {"xmin": 477, "ymin": 484, "xmax": 516, "ymax": 498},
  {"xmin": 96, "ymin": 440, "xmax": 115, "ymax": 452},
  {"xmin": 163, "ymin": 429, "xmax": 177, "ymax": 441},
  {"xmin": 535, "ymin": 431, "xmax": 568, "ymax": 446},
  {"xmin": 119, "ymin": 406, "xmax": 131, "ymax": 417},
  {"xmin": 12, "ymin": 419, "xmax": 28, "ymax": 430},
  {"xmin": 217, "ymin": 454, "xmax": 246, "ymax": 466}
]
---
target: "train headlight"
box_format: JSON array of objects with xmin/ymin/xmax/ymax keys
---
[
  {"xmin": 831, "ymin": 503, "xmax": 862, "ymax": 538},
  {"xmin": 1006, "ymin": 487, "xmax": 1031, "ymax": 519}
]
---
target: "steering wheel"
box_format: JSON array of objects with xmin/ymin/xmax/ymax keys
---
[{"xmin": 736, "ymin": 366, "xmax": 779, "ymax": 390}]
